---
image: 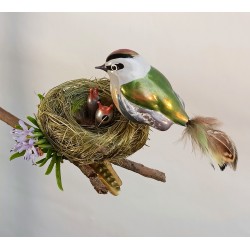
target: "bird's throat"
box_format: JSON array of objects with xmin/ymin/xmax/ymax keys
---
[{"xmin": 110, "ymin": 82, "xmax": 121, "ymax": 113}]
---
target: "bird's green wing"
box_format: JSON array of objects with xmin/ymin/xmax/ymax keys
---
[{"xmin": 120, "ymin": 66, "xmax": 189, "ymax": 125}]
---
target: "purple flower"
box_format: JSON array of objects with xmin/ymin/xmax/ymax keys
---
[
  {"xmin": 11, "ymin": 120, "xmax": 34, "ymax": 143},
  {"xmin": 23, "ymin": 139, "xmax": 39, "ymax": 163},
  {"xmin": 11, "ymin": 120, "xmax": 38, "ymax": 163}
]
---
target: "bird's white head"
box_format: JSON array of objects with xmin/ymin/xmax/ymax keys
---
[{"xmin": 95, "ymin": 49, "xmax": 150, "ymax": 85}]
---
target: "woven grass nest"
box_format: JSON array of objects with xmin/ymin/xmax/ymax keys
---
[{"xmin": 37, "ymin": 78, "xmax": 150, "ymax": 166}]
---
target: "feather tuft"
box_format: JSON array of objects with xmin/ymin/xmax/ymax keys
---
[{"xmin": 183, "ymin": 116, "xmax": 238, "ymax": 170}]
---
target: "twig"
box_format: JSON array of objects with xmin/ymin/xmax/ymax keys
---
[
  {"xmin": 0, "ymin": 107, "xmax": 20, "ymax": 128},
  {"xmin": 0, "ymin": 106, "xmax": 166, "ymax": 194},
  {"xmin": 111, "ymin": 159, "xmax": 166, "ymax": 182}
]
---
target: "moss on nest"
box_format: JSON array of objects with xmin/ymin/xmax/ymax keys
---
[{"xmin": 36, "ymin": 78, "xmax": 149, "ymax": 165}]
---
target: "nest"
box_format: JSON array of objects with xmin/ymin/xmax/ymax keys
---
[{"xmin": 37, "ymin": 78, "xmax": 150, "ymax": 165}]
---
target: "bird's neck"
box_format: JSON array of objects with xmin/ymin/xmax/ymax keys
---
[{"xmin": 109, "ymin": 74, "xmax": 122, "ymax": 112}]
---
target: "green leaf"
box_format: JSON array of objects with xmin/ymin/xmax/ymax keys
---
[
  {"xmin": 45, "ymin": 154, "xmax": 56, "ymax": 175},
  {"xmin": 27, "ymin": 116, "xmax": 39, "ymax": 128},
  {"xmin": 36, "ymin": 157, "xmax": 46, "ymax": 164},
  {"xmin": 46, "ymin": 148, "xmax": 52, "ymax": 159},
  {"xmin": 10, "ymin": 151, "xmax": 25, "ymax": 161},
  {"xmin": 38, "ymin": 144, "xmax": 52, "ymax": 149},
  {"xmin": 39, "ymin": 157, "xmax": 50, "ymax": 167},
  {"xmin": 41, "ymin": 148, "xmax": 48, "ymax": 153},
  {"xmin": 38, "ymin": 94, "xmax": 44, "ymax": 100},
  {"xmin": 35, "ymin": 138, "xmax": 48, "ymax": 145},
  {"xmin": 33, "ymin": 132, "xmax": 44, "ymax": 138},
  {"xmin": 55, "ymin": 157, "xmax": 63, "ymax": 191},
  {"xmin": 15, "ymin": 124, "xmax": 23, "ymax": 130}
]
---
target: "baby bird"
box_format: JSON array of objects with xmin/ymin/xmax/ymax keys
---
[
  {"xmin": 95, "ymin": 101, "xmax": 114, "ymax": 126},
  {"xmin": 87, "ymin": 87, "xmax": 100, "ymax": 121}
]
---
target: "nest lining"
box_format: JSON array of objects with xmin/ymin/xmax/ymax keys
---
[{"xmin": 37, "ymin": 78, "xmax": 149, "ymax": 165}]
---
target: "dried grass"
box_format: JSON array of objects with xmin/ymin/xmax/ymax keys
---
[{"xmin": 37, "ymin": 78, "xmax": 149, "ymax": 165}]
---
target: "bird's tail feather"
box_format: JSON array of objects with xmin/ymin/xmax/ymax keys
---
[{"xmin": 183, "ymin": 116, "xmax": 238, "ymax": 170}]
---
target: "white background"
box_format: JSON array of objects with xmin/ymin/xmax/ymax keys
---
[{"xmin": 0, "ymin": 13, "xmax": 249, "ymax": 236}]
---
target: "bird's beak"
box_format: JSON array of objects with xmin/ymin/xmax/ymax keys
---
[{"xmin": 95, "ymin": 64, "xmax": 107, "ymax": 72}]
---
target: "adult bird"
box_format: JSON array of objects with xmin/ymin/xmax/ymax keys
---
[{"xmin": 95, "ymin": 49, "xmax": 238, "ymax": 171}]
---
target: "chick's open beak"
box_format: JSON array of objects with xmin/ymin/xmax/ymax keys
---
[{"xmin": 95, "ymin": 64, "xmax": 107, "ymax": 72}]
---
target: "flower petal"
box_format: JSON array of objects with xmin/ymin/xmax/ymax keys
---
[
  {"xmin": 32, "ymin": 146, "xmax": 39, "ymax": 157},
  {"xmin": 28, "ymin": 127, "xmax": 34, "ymax": 133},
  {"xmin": 19, "ymin": 120, "xmax": 27, "ymax": 130},
  {"xmin": 14, "ymin": 135, "xmax": 27, "ymax": 143},
  {"xmin": 11, "ymin": 127, "xmax": 39, "ymax": 163},
  {"xmin": 11, "ymin": 129, "xmax": 24, "ymax": 135},
  {"xmin": 28, "ymin": 138, "xmax": 35, "ymax": 145},
  {"xmin": 24, "ymin": 148, "xmax": 32, "ymax": 161}
]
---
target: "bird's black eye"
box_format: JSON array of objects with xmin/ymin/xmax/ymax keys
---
[
  {"xmin": 106, "ymin": 63, "xmax": 124, "ymax": 71},
  {"xmin": 116, "ymin": 63, "xmax": 124, "ymax": 70},
  {"xmin": 111, "ymin": 64, "xmax": 118, "ymax": 71}
]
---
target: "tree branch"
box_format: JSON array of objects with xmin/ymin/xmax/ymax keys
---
[
  {"xmin": 111, "ymin": 159, "xmax": 166, "ymax": 182},
  {"xmin": 0, "ymin": 107, "xmax": 20, "ymax": 128},
  {"xmin": 0, "ymin": 106, "xmax": 166, "ymax": 194}
]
